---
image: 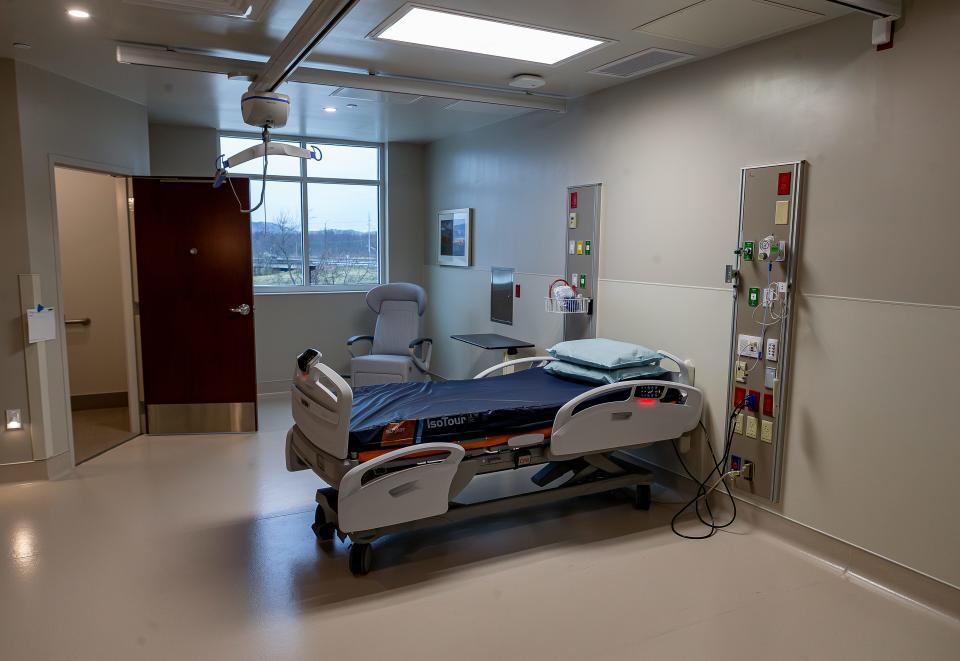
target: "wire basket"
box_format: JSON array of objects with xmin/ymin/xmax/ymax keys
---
[{"xmin": 545, "ymin": 296, "xmax": 591, "ymax": 314}]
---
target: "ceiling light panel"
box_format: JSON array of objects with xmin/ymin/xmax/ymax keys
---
[{"xmin": 371, "ymin": 5, "xmax": 608, "ymax": 65}]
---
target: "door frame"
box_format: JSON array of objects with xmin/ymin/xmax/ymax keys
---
[{"xmin": 49, "ymin": 156, "xmax": 141, "ymax": 464}]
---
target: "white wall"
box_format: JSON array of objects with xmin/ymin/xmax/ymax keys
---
[
  {"xmin": 54, "ymin": 168, "xmax": 129, "ymax": 397},
  {"xmin": 424, "ymin": 2, "xmax": 960, "ymax": 588},
  {"xmin": 0, "ymin": 62, "xmax": 149, "ymax": 467}
]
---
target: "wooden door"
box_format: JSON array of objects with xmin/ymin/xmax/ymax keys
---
[{"xmin": 131, "ymin": 178, "xmax": 257, "ymax": 433}]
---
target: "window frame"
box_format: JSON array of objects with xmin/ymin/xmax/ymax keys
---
[{"xmin": 220, "ymin": 131, "xmax": 386, "ymax": 294}]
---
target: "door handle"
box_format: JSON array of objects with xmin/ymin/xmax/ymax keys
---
[{"xmin": 229, "ymin": 304, "xmax": 251, "ymax": 316}]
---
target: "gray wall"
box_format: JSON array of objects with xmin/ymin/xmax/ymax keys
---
[
  {"xmin": 0, "ymin": 60, "xmax": 33, "ymax": 463},
  {"xmin": 149, "ymin": 124, "xmax": 220, "ymax": 178},
  {"xmin": 149, "ymin": 125, "xmax": 426, "ymax": 389},
  {"xmin": 424, "ymin": 2, "xmax": 960, "ymax": 588},
  {"xmin": 0, "ymin": 61, "xmax": 149, "ymax": 467}
]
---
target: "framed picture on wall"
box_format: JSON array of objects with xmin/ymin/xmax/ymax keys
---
[{"xmin": 438, "ymin": 208, "xmax": 472, "ymax": 267}]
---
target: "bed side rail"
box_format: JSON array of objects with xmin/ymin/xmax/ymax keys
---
[
  {"xmin": 657, "ymin": 349, "xmax": 695, "ymax": 386},
  {"xmin": 290, "ymin": 349, "xmax": 353, "ymax": 460},
  {"xmin": 550, "ymin": 379, "xmax": 703, "ymax": 457},
  {"xmin": 337, "ymin": 443, "xmax": 466, "ymax": 533},
  {"xmin": 474, "ymin": 356, "xmax": 555, "ymax": 379}
]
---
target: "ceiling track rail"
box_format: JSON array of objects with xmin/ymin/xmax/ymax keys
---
[
  {"xmin": 116, "ymin": 44, "xmax": 568, "ymax": 112},
  {"xmin": 825, "ymin": 0, "xmax": 902, "ymax": 46},
  {"xmin": 251, "ymin": 0, "xmax": 357, "ymax": 93}
]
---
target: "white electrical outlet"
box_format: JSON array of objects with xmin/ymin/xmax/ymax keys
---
[
  {"xmin": 765, "ymin": 338, "xmax": 778, "ymax": 362},
  {"xmin": 738, "ymin": 334, "xmax": 762, "ymax": 359},
  {"xmin": 735, "ymin": 361, "xmax": 747, "ymax": 382},
  {"xmin": 745, "ymin": 416, "xmax": 759, "ymax": 439},
  {"xmin": 734, "ymin": 413, "xmax": 744, "ymax": 435},
  {"xmin": 776, "ymin": 281, "xmax": 788, "ymax": 294},
  {"xmin": 760, "ymin": 420, "xmax": 774, "ymax": 443}
]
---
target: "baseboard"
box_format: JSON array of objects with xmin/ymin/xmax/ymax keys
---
[
  {"xmin": 71, "ymin": 391, "xmax": 128, "ymax": 411},
  {"xmin": 0, "ymin": 451, "xmax": 74, "ymax": 483},
  {"xmin": 636, "ymin": 459, "xmax": 960, "ymax": 620}
]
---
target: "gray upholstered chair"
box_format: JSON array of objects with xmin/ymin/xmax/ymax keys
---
[{"xmin": 347, "ymin": 283, "xmax": 432, "ymax": 387}]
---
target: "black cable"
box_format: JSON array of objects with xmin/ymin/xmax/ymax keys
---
[{"xmin": 669, "ymin": 401, "xmax": 746, "ymax": 539}]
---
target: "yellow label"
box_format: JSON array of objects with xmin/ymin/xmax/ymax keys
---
[
  {"xmin": 576, "ymin": 241, "xmax": 584, "ymax": 255},
  {"xmin": 775, "ymin": 200, "xmax": 790, "ymax": 225}
]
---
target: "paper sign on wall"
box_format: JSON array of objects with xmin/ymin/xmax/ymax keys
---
[
  {"xmin": 774, "ymin": 200, "xmax": 790, "ymax": 225},
  {"xmin": 27, "ymin": 308, "xmax": 56, "ymax": 343}
]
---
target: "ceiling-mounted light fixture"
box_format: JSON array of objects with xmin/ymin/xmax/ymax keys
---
[
  {"xmin": 371, "ymin": 6, "xmax": 607, "ymax": 65},
  {"xmin": 67, "ymin": 8, "xmax": 91, "ymax": 19},
  {"xmin": 323, "ymin": 106, "xmax": 337, "ymax": 113}
]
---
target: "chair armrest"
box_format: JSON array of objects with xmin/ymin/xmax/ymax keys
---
[
  {"xmin": 346, "ymin": 335, "xmax": 374, "ymax": 358},
  {"xmin": 408, "ymin": 337, "xmax": 433, "ymax": 372}
]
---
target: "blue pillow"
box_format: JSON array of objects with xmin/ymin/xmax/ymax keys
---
[
  {"xmin": 545, "ymin": 360, "xmax": 669, "ymax": 385},
  {"xmin": 547, "ymin": 338, "xmax": 661, "ymax": 370}
]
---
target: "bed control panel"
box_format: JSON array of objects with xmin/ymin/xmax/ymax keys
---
[{"xmin": 725, "ymin": 162, "xmax": 804, "ymax": 503}]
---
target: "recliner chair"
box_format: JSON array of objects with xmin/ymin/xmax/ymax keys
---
[{"xmin": 347, "ymin": 283, "xmax": 432, "ymax": 387}]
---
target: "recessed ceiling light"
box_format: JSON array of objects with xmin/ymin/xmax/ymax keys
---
[
  {"xmin": 372, "ymin": 6, "xmax": 607, "ymax": 65},
  {"xmin": 323, "ymin": 106, "xmax": 337, "ymax": 113},
  {"xmin": 67, "ymin": 8, "xmax": 91, "ymax": 19}
]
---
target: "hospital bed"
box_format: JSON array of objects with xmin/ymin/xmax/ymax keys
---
[{"xmin": 286, "ymin": 348, "xmax": 703, "ymax": 575}]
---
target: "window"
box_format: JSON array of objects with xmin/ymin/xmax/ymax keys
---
[{"xmin": 219, "ymin": 135, "xmax": 383, "ymax": 291}]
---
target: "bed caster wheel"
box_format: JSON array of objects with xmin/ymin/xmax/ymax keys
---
[
  {"xmin": 312, "ymin": 505, "xmax": 335, "ymax": 541},
  {"xmin": 349, "ymin": 543, "xmax": 373, "ymax": 576},
  {"xmin": 634, "ymin": 484, "xmax": 652, "ymax": 511}
]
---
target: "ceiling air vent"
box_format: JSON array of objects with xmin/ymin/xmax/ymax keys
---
[
  {"xmin": 590, "ymin": 48, "xmax": 693, "ymax": 78},
  {"xmin": 122, "ymin": 0, "xmax": 272, "ymax": 20}
]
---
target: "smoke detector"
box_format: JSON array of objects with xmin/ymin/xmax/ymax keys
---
[{"xmin": 509, "ymin": 74, "xmax": 545, "ymax": 89}]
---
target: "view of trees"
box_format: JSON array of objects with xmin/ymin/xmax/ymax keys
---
[{"xmin": 251, "ymin": 211, "xmax": 378, "ymax": 286}]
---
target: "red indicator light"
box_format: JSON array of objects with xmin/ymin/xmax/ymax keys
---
[
  {"xmin": 778, "ymin": 172, "xmax": 792, "ymax": 196},
  {"xmin": 570, "ymin": 191, "xmax": 578, "ymax": 209},
  {"xmin": 748, "ymin": 390, "xmax": 760, "ymax": 412},
  {"xmin": 763, "ymin": 393, "xmax": 774, "ymax": 417},
  {"xmin": 636, "ymin": 398, "xmax": 657, "ymax": 406},
  {"xmin": 734, "ymin": 387, "xmax": 746, "ymax": 407},
  {"xmin": 515, "ymin": 283, "xmax": 521, "ymax": 298}
]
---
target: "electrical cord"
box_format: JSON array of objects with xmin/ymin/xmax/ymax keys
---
[{"xmin": 669, "ymin": 400, "xmax": 747, "ymax": 539}]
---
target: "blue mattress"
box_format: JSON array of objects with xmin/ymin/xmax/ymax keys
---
[{"xmin": 348, "ymin": 366, "xmax": 668, "ymax": 454}]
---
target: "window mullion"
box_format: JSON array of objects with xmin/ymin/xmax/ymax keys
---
[{"xmin": 300, "ymin": 140, "xmax": 309, "ymax": 288}]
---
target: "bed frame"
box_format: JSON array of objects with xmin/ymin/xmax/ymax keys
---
[{"xmin": 286, "ymin": 350, "xmax": 702, "ymax": 575}]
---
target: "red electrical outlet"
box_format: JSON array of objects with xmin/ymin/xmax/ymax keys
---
[{"xmin": 763, "ymin": 393, "xmax": 774, "ymax": 417}]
